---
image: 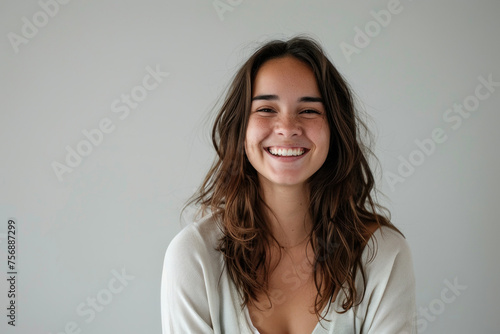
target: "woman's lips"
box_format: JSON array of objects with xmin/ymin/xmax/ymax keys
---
[{"xmin": 265, "ymin": 146, "xmax": 310, "ymax": 159}]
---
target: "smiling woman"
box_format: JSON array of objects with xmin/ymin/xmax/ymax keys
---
[{"xmin": 161, "ymin": 36, "xmax": 417, "ymax": 334}]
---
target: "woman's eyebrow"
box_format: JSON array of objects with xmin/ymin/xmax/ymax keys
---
[
  {"xmin": 251, "ymin": 94, "xmax": 279, "ymax": 101},
  {"xmin": 299, "ymin": 96, "xmax": 323, "ymax": 103},
  {"xmin": 251, "ymin": 95, "xmax": 323, "ymax": 103}
]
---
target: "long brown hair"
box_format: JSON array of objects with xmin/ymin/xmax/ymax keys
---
[{"xmin": 185, "ymin": 36, "xmax": 402, "ymax": 323}]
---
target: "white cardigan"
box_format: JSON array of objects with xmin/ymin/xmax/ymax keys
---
[{"xmin": 161, "ymin": 213, "xmax": 417, "ymax": 334}]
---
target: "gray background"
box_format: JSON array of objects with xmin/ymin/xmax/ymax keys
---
[{"xmin": 1, "ymin": 0, "xmax": 499, "ymax": 333}]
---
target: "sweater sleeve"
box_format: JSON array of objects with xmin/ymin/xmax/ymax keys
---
[
  {"xmin": 161, "ymin": 225, "xmax": 215, "ymax": 334},
  {"xmin": 359, "ymin": 227, "xmax": 418, "ymax": 334}
]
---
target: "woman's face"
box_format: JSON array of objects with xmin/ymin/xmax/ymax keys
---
[{"xmin": 244, "ymin": 56, "xmax": 330, "ymax": 189}]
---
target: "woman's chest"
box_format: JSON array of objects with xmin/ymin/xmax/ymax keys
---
[{"xmin": 247, "ymin": 252, "xmax": 323, "ymax": 334}]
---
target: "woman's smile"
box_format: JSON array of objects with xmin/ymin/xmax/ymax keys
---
[{"xmin": 266, "ymin": 146, "xmax": 308, "ymax": 157}]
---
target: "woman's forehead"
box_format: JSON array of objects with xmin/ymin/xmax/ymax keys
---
[{"xmin": 252, "ymin": 57, "xmax": 321, "ymax": 99}]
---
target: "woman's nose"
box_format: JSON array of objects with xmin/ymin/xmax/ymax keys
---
[{"xmin": 275, "ymin": 113, "xmax": 302, "ymax": 137}]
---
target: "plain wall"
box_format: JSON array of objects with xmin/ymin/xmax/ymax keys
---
[{"xmin": 1, "ymin": 0, "xmax": 499, "ymax": 333}]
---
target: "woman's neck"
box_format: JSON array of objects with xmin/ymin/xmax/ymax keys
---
[{"xmin": 259, "ymin": 179, "xmax": 313, "ymax": 248}]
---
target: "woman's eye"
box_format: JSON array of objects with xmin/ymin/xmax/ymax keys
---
[
  {"xmin": 257, "ymin": 108, "xmax": 275, "ymax": 113},
  {"xmin": 301, "ymin": 109, "xmax": 320, "ymax": 114}
]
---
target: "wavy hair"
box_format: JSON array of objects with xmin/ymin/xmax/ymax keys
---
[{"xmin": 186, "ymin": 36, "xmax": 402, "ymax": 323}]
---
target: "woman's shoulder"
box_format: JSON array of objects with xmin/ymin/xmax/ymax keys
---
[
  {"xmin": 372, "ymin": 225, "xmax": 410, "ymax": 254},
  {"xmin": 362, "ymin": 224, "xmax": 414, "ymax": 279},
  {"xmin": 161, "ymin": 213, "xmax": 230, "ymax": 333},
  {"xmin": 163, "ymin": 212, "xmax": 225, "ymax": 271}
]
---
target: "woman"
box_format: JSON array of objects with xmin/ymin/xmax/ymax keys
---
[{"xmin": 161, "ymin": 36, "xmax": 417, "ymax": 334}]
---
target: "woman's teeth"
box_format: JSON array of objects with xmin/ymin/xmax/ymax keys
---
[{"xmin": 268, "ymin": 147, "xmax": 305, "ymax": 157}]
